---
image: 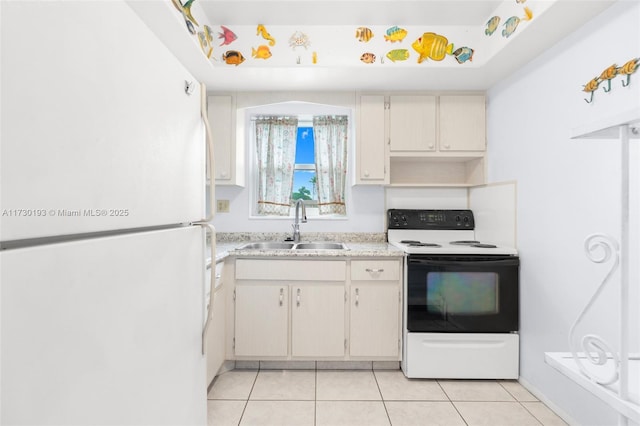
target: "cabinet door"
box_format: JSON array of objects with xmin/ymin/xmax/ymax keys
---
[
  {"xmin": 357, "ymin": 95, "xmax": 387, "ymax": 183},
  {"xmin": 350, "ymin": 284, "xmax": 400, "ymax": 358},
  {"xmin": 439, "ymin": 95, "xmax": 486, "ymax": 151},
  {"xmin": 389, "ymin": 95, "xmax": 437, "ymax": 152},
  {"xmin": 235, "ymin": 285, "xmax": 288, "ymax": 357},
  {"xmin": 208, "ymin": 95, "xmax": 235, "ymax": 183},
  {"xmin": 206, "ymin": 285, "xmax": 226, "ymax": 385},
  {"xmin": 292, "ymin": 285, "xmax": 345, "ymax": 357}
]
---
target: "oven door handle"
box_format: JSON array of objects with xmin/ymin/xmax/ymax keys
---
[{"xmin": 408, "ymin": 258, "xmax": 519, "ymax": 267}]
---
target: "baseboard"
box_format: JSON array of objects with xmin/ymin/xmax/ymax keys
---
[{"xmin": 518, "ymin": 376, "xmax": 578, "ymax": 426}]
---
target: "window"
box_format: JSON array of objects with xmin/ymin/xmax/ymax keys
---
[
  {"xmin": 249, "ymin": 104, "xmax": 350, "ymax": 218},
  {"xmin": 291, "ymin": 126, "xmax": 317, "ymax": 205}
]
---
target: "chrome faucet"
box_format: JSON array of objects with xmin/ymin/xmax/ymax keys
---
[{"xmin": 292, "ymin": 199, "xmax": 307, "ymax": 243}]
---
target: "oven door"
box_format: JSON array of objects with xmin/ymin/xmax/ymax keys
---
[{"xmin": 407, "ymin": 255, "xmax": 519, "ymax": 333}]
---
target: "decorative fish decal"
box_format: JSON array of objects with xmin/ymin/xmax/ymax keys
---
[
  {"xmin": 218, "ymin": 25, "xmax": 237, "ymax": 46},
  {"xmin": 204, "ymin": 25, "xmax": 214, "ymax": 44},
  {"xmin": 355, "ymin": 27, "xmax": 374, "ymax": 42},
  {"xmin": 453, "ymin": 47, "xmax": 474, "ymax": 64},
  {"xmin": 412, "ymin": 32, "xmax": 453, "ymax": 63},
  {"xmin": 251, "ymin": 45, "xmax": 272, "ymax": 60},
  {"xmin": 485, "ymin": 16, "xmax": 501, "ymax": 36},
  {"xmin": 360, "ymin": 53, "xmax": 376, "ymax": 64},
  {"xmin": 171, "ymin": 0, "xmax": 199, "ymax": 27},
  {"xmin": 386, "ymin": 49, "xmax": 410, "ymax": 62},
  {"xmin": 502, "ymin": 7, "xmax": 533, "ymax": 38},
  {"xmin": 384, "ymin": 26, "xmax": 407, "ymax": 43},
  {"xmin": 257, "ymin": 24, "xmax": 276, "ymax": 46},
  {"xmin": 289, "ymin": 31, "xmax": 310, "ymax": 50},
  {"xmin": 197, "ymin": 31, "xmax": 213, "ymax": 58},
  {"xmin": 185, "ymin": 19, "xmax": 196, "ymax": 35},
  {"xmin": 222, "ymin": 50, "xmax": 245, "ymax": 66}
]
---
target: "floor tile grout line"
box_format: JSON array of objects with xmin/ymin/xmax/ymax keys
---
[
  {"xmin": 518, "ymin": 400, "xmax": 548, "ymax": 426},
  {"xmin": 236, "ymin": 367, "xmax": 260, "ymax": 426},
  {"xmin": 372, "ymin": 369, "xmax": 393, "ymax": 425}
]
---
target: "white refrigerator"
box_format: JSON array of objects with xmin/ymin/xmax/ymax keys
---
[{"xmin": 1, "ymin": 1, "xmax": 213, "ymax": 424}]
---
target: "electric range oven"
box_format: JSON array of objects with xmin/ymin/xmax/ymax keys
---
[{"xmin": 388, "ymin": 209, "xmax": 520, "ymax": 379}]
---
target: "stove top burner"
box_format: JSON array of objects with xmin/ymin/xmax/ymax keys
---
[
  {"xmin": 399, "ymin": 240, "xmax": 442, "ymax": 247},
  {"xmin": 450, "ymin": 240, "xmax": 497, "ymax": 249},
  {"xmin": 407, "ymin": 242, "xmax": 442, "ymax": 247},
  {"xmin": 472, "ymin": 243, "xmax": 497, "ymax": 248}
]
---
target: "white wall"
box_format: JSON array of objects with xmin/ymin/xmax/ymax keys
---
[
  {"xmin": 212, "ymin": 91, "xmax": 387, "ymax": 233},
  {"xmin": 487, "ymin": 1, "xmax": 640, "ymax": 425}
]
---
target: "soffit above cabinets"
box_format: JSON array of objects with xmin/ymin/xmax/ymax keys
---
[{"xmin": 131, "ymin": 0, "xmax": 616, "ymax": 91}]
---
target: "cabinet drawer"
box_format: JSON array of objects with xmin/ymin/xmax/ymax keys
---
[
  {"xmin": 351, "ymin": 260, "xmax": 400, "ymax": 281},
  {"xmin": 236, "ymin": 259, "xmax": 347, "ymax": 281}
]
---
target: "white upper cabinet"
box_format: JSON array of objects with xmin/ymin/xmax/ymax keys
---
[
  {"xmin": 356, "ymin": 95, "xmax": 388, "ymax": 184},
  {"xmin": 208, "ymin": 95, "xmax": 244, "ymax": 187},
  {"xmin": 356, "ymin": 93, "xmax": 487, "ymax": 187},
  {"xmin": 389, "ymin": 95, "xmax": 437, "ymax": 152},
  {"xmin": 439, "ymin": 95, "xmax": 486, "ymax": 151}
]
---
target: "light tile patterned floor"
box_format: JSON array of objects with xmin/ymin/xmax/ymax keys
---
[{"xmin": 207, "ymin": 369, "xmax": 568, "ymax": 426}]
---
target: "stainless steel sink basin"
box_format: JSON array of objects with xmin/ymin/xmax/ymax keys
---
[
  {"xmin": 238, "ymin": 242, "xmax": 296, "ymax": 250},
  {"xmin": 294, "ymin": 242, "xmax": 348, "ymax": 250},
  {"xmin": 237, "ymin": 241, "xmax": 348, "ymax": 251}
]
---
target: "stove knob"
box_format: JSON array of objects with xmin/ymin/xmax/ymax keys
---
[{"xmin": 455, "ymin": 215, "xmax": 461, "ymax": 222}]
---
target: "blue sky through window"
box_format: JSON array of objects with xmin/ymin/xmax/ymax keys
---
[{"xmin": 292, "ymin": 127, "xmax": 316, "ymax": 201}]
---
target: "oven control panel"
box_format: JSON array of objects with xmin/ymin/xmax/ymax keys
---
[{"xmin": 387, "ymin": 209, "xmax": 475, "ymax": 230}]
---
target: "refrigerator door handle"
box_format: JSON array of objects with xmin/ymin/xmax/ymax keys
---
[
  {"xmin": 200, "ymin": 82, "xmax": 215, "ymax": 222},
  {"xmin": 196, "ymin": 222, "xmax": 216, "ymax": 355}
]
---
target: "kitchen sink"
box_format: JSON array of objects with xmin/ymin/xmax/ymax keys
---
[
  {"xmin": 237, "ymin": 242, "xmax": 348, "ymax": 250},
  {"xmin": 238, "ymin": 242, "xmax": 296, "ymax": 250},
  {"xmin": 294, "ymin": 242, "xmax": 348, "ymax": 250}
]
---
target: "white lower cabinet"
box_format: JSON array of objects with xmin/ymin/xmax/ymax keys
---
[
  {"xmin": 234, "ymin": 284, "xmax": 288, "ymax": 357},
  {"xmin": 206, "ymin": 261, "xmax": 226, "ymax": 385},
  {"xmin": 350, "ymin": 283, "xmax": 400, "ymax": 357},
  {"xmin": 232, "ymin": 257, "xmax": 401, "ymax": 360},
  {"xmin": 292, "ymin": 285, "xmax": 345, "ymax": 357},
  {"xmin": 349, "ymin": 260, "xmax": 401, "ymax": 358}
]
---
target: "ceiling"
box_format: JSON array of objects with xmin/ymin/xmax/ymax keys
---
[
  {"xmin": 197, "ymin": 1, "xmax": 503, "ymax": 26},
  {"xmin": 170, "ymin": 0, "xmax": 617, "ymax": 91}
]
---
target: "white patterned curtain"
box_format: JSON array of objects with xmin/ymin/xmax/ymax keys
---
[
  {"xmin": 254, "ymin": 116, "xmax": 298, "ymax": 215},
  {"xmin": 313, "ymin": 115, "xmax": 348, "ymax": 215}
]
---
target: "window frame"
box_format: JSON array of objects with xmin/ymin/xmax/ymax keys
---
[{"xmin": 245, "ymin": 103, "xmax": 352, "ymax": 220}]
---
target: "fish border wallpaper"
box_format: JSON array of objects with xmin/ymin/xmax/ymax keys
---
[{"xmin": 170, "ymin": 0, "xmax": 553, "ymax": 69}]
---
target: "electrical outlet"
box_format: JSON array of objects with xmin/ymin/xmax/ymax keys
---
[{"xmin": 216, "ymin": 199, "xmax": 230, "ymax": 213}]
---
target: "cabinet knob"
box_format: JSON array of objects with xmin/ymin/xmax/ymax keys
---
[
  {"xmin": 219, "ymin": 171, "xmax": 228, "ymax": 178},
  {"xmin": 364, "ymin": 171, "xmax": 370, "ymax": 177},
  {"xmin": 428, "ymin": 144, "xmax": 434, "ymax": 149},
  {"xmin": 443, "ymin": 144, "xmax": 450, "ymax": 149}
]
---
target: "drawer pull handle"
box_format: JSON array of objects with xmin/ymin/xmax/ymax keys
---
[
  {"xmin": 279, "ymin": 288, "xmax": 284, "ymax": 306},
  {"xmin": 365, "ymin": 268, "xmax": 384, "ymax": 273},
  {"xmin": 355, "ymin": 288, "xmax": 359, "ymax": 307},
  {"xmin": 296, "ymin": 288, "xmax": 301, "ymax": 307}
]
